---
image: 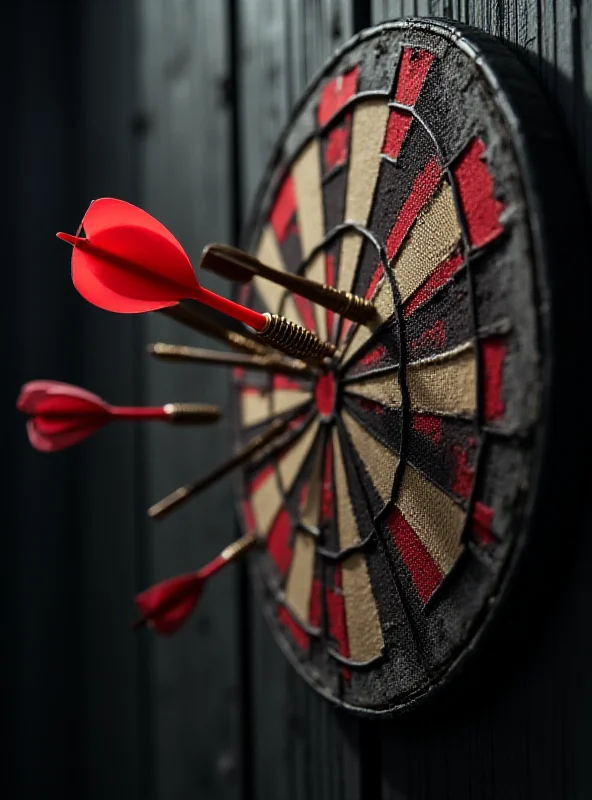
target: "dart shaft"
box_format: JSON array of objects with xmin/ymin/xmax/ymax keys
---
[
  {"xmin": 147, "ymin": 343, "xmax": 312, "ymax": 376},
  {"xmin": 199, "ymin": 534, "xmax": 257, "ymax": 579},
  {"xmin": 148, "ymin": 418, "xmax": 290, "ymax": 519}
]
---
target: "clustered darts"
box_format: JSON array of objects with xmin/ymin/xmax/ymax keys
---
[{"xmin": 17, "ymin": 198, "xmax": 375, "ymax": 634}]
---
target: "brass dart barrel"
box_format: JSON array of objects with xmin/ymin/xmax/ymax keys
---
[
  {"xmin": 258, "ymin": 313, "xmax": 336, "ymax": 362},
  {"xmin": 163, "ymin": 403, "xmax": 221, "ymax": 424}
]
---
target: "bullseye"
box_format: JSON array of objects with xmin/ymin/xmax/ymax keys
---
[{"xmin": 314, "ymin": 371, "xmax": 337, "ymax": 419}]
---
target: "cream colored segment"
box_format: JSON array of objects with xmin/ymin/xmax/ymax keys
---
[
  {"xmin": 255, "ymin": 225, "xmax": 302, "ymax": 322},
  {"xmin": 394, "ymin": 182, "xmax": 461, "ymax": 302},
  {"xmin": 242, "ymin": 388, "xmax": 310, "ymax": 427},
  {"xmin": 397, "ymin": 464, "xmax": 465, "ymax": 574},
  {"xmin": 241, "ymin": 392, "xmax": 270, "ymax": 427},
  {"xmin": 346, "ymin": 373, "xmax": 402, "ymax": 408},
  {"xmin": 251, "ymin": 419, "xmax": 319, "ymax": 538},
  {"xmin": 251, "ymin": 471, "xmax": 282, "ymax": 538},
  {"xmin": 342, "ymin": 411, "xmax": 399, "ymax": 504},
  {"xmin": 338, "ymin": 101, "xmax": 390, "ymax": 293},
  {"xmin": 271, "ymin": 388, "xmax": 312, "ymax": 417},
  {"xmin": 332, "ymin": 428, "xmax": 360, "ymax": 549},
  {"xmin": 300, "ymin": 442, "xmax": 324, "ymax": 529},
  {"xmin": 408, "ymin": 344, "xmax": 476, "ymax": 417},
  {"xmin": 342, "ymin": 553, "xmax": 383, "ymax": 661},
  {"xmin": 278, "ymin": 419, "xmax": 320, "ymax": 496},
  {"xmin": 292, "ymin": 139, "xmax": 324, "ymax": 258},
  {"xmin": 284, "ymin": 532, "xmax": 316, "ymax": 623},
  {"xmin": 304, "ymin": 251, "xmax": 328, "ymax": 341},
  {"xmin": 338, "ymin": 276, "xmax": 394, "ymax": 364}
]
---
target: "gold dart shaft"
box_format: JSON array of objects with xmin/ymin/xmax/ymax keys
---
[
  {"xmin": 159, "ymin": 303, "xmax": 268, "ymax": 356},
  {"xmin": 201, "ymin": 243, "xmax": 376, "ymax": 324},
  {"xmin": 163, "ymin": 403, "xmax": 221, "ymax": 424},
  {"xmin": 147, "ymin": 343, "xmax": 313, "ymax": 377},
  {"xmin": 148, "ymin": 417, "xmax": 290, "ymax": 519}
]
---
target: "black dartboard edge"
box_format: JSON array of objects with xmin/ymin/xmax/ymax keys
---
[{"xmin": 231, "ymin": 18, "xmax": 590, "ymax": 717}]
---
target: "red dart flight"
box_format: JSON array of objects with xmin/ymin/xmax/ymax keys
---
[
  {"xmin": 17, "ymin": 380, "xmax": 218, "ymax": 452},
  {"xmin": 57, "ymin": 197, "xmax": 265, "ymax": 331},
  {"xmin": 134, "ymin": 534, "xmax": 255, "ymax": 634}
]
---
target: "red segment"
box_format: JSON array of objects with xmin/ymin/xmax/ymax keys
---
[
  {"xmin": 315, "ymin": 372, "xmax": 337, "ymax": 418},
  {"xmin": 270, "ymin": 175, "xmax": 297, "ymax": 244},
  {"xmin": 386, "ymin": 157, "xmax": 442, "ymax": 262},
  {"xmin": 451, "ymin": 444, "xmax": 474, "ymax": 500},
  {"xmin": 317, "ymin": 66, "xmax": 360, "ymax": 126},
  {"xmin": 382, "ymin": 48, "xmax": 435, "ymax": 160},
  {"xmin": 277, "ymin": 606, "xmax": 309, "ymax": 649},
  {"xmin": 386, "ymin": 507, "xmax": 443, "ymax": 604},
  {"xmin": 272, "ymin": 375, "xmax": 306, "ymax": 391},
  {"xmin": 383, "ymin": 109, "xmax": 412, "ymax": 160},
  {"xmin": 360, "ymin": 343, "xmax": 387, "ymax": 368},
  {"xmin": 293, "ymin": 295, "xmax": 317, "ymax": 333},
  {"xmin": 412, "ymin": 413, "xmax": 442, "ymax": 444},
  {"xmin": 409, "ymin": 319, "xmax": 446, "ymax": 354},
  {"xmin": 481, "ymin": 338, "xmax": 506, "ymax": 422},
  {"xmin": 473, "ymin": 501, "xmax": 494, "ymax": 545},
  {"xmin": 394, "ymin": 48, "xmax": 436, "ymax": 105},
  {"xmin": 325, "ymin": 125, "xmax": 350, "ymax": 170},
  {"xmin": 248, "ymin": 462, "xmax": 275, "ymax": 494},
  {"xmin": 267, "ymin": 508, "xmax": 293, "ymax": 575},
  {"xmin": 404, "ymin": 250, "xmax": 464, "ymax": 317},
  {"xmin": 453, "ymin": 138, "xmax": 504, "ymax": 249},
  {"xmin": 242, "ymin": 499, "xmax": 256, "ymax": 533}
]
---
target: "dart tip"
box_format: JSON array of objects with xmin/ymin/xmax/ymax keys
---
[{"xmin": 56, "ymin": 231, "xmax": 87, "ymax": 247}]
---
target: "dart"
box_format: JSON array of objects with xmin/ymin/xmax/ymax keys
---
[
  {"xmin": 159, "ymin": 302, "xmax": 268, "ymax": 356},
  {"xmin": 147, "ymin": 342, "xmax": 312, "ymax": 377},
  {"xmin": 133, "ymin": 533, "xmax": 256, "ymax": 634},
  {"xmin": 148, "ymin": 417, "xmax": 290, "ymax": 519},
  {"xmin": 17, "ymin": 380, "xmax": 220, "ymax": 452},
  {"xmin": 201, "ymin": 243, "xmax": 377, "ymax": 324},
  {"xmin": 57, "ymin": 198, "xmax": 335, "ymax": 362}
]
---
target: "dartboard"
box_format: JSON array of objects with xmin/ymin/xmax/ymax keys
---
[{"xmin": 232, "ymin": 18, "xmax": 582, "ymax": 716}]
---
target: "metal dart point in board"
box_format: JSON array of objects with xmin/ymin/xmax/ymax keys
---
[{"xmin": 16, "ymin": 18, "xmax": 588, "ymax": 717}]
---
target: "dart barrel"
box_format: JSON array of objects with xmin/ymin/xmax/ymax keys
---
[{"xmin": 258, "ymin": 313, "xmax": 335, "ymax": 362}]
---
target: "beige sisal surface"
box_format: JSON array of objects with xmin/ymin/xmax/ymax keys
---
[
  {"xmin": 396, "ymin": 464, "xmax": 465, "ymax": 574},
  {"xmin": 342, "ymin": 553, "xmax": 383, "ymax": 661},
  {"xmin": 393, "ymin": 181, "xmax": 461, "ymax": 302},
  {"xmin": 285, "ymin": 532, "xmax": 316, "ymax": 623},
  {"xmin": 332, "ymin": 427, "xmax": 361, "ymax": 549},
  {"xmin": 338, "ymin": 100, "xmax": 390, "ymax": 294},
  {"xmin": 345, "ymin": 343, "xmax": 476, "ymax": 418},
  {"xmin": 251, "ymin": 419, "xmax": 319, "ymax": 537},
  {"xmin": 342, "ymin": 410, "xmax": 399, "ymax": 504}
]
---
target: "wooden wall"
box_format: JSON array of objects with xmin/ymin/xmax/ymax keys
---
[{"xmin": 8, "ymin": 1, "xmax": 592, "ymax": 798}]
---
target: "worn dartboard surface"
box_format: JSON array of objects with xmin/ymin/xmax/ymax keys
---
[{"xmin": 231, "ymin": 19, "xmax": 577, "ymax": 715}]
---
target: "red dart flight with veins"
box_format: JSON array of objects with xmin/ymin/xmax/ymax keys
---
[{"xmin": 57, "ymin": 197, "xmax": 265, "ymax": 330}]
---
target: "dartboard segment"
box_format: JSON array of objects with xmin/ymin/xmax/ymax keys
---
[{"xmin": 236, "ymin": 19, "xmax": 565, "ymax": 716}]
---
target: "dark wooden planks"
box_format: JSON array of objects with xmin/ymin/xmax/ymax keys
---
[
  {"xmin": 138, "ymin": 2, "xmax": 241, "ymax": 799},
  {"xmin": 76, "ymin": 2, "xmax": 150, "ymax": 798}
]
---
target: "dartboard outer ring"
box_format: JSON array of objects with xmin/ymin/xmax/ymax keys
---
[{"xmin": 232, "ymin": 18, "xmax": 589, "ymax": 717}]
